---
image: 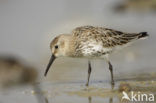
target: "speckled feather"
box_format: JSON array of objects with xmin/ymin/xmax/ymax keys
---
[
  {"xmin": 49, "ymin": 25, "xmax": 148, "ymax": 59},
  {"xmin": 42, "ymin": 24, "xmax": 150, "ymax": 87},
  {"xmin": 45, "ymin": 25, "xmax": 148, "ymax": 78},
  {"xmin": 71, "ymin": 26, "xmax": 147, "ymax": 57}
]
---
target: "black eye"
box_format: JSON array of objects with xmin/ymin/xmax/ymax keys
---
[{"xmin": 55, "ymin": 45, "xmax": 58, "ymax": 49}]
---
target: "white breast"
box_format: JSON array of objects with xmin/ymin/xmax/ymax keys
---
[{"xmin": 81, "ymin": 41, "xmax": 112, "ymax": 58}]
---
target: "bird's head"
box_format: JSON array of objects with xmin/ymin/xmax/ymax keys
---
[{"xmin": 44, "ymin": 34, "xmax": 73, "ymax": 76}]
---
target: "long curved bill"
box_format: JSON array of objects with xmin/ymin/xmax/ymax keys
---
[{"xmin": 44, "ymin": 54, "xmax": 56, "ymax": 76}]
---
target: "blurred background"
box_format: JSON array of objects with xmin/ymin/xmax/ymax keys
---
[{"xmin": 0, "ymin": 0, "xmax": 156, "ymax": 103}]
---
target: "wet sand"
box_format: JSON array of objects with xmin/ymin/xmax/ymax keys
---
[
  {"xmin": 42, "ymin": 72, "xmax": 156, "ymax": 103},
  {"xmin": 1, "ymin": 71, "xmax": 155, "ymax": 103}
]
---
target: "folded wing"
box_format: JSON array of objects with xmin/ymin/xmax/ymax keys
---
[{"xmin": 72, "ymin": 26, "xmax": 142, "ymax": 48}]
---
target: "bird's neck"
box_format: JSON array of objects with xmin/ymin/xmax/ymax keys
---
[
  {"xmin": 62, "ymin": 35, "xmax": 76, "ymax": 57},
  {"xmin": 65, "ymin": 36, "xmax": 83, "ymax": 57}
]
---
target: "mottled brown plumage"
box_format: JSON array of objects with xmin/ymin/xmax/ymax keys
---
[
  {"xmin": 45, "ymin": 25, "xmax": 149, "ymax": 87},
  {"xmin": 73, "ymin": 26, "xmax": 144, "ymax": 47},
  {"xmin": 71, "ymin": 26, "xmax": 148, "ymax": 57}
]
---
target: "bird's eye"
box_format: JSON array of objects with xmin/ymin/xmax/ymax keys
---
[{"xmin": 55, "ymin": 45, "xmax": 58, "ymax": 49}]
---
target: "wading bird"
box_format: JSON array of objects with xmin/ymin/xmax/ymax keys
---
[{"xmin": 44, "ymin": 26, "xmax": 148, "ymax": 87}]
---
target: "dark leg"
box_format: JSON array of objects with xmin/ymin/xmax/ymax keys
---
[
  {"xmin": 86, "ymin": 61, "xmax": 92, "ymax": 86},
  {"xmin": 108, "ymin": 61, "xmax": 115, "ymax": 88},
  {"xmin": 88, "ymin": 96, "xmax": 92, "ymax": 103}
]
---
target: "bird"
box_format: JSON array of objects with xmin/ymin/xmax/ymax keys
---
[
  {"xmin": 44, "ymin": 25, "xmax": 149, "ymax": 87},
  {"xmin": 114, "ymin": 0, "xmax": 156, "ymax": 13},
  {"xmin": 0, "ymin": 56, "xmax": 37, "ymax": 88},
  {"xmin": 0, "ymin": 56, "xmax": 48, "ymax": 103}
]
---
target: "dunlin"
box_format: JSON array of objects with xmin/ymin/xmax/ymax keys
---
[
  {"xmin": 44, "ymin": 26, "xmax": 148, "ymax": 86},
  {"xmin": 0, "ymin": 56, "xmax": 37, "ymax": 88},
  {"xmin": 114, "ymin": 0, "xmax": 156, "ymax": 13}
]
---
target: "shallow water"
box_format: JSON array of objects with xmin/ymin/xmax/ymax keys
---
[
  {"xmin": 38, "ymin": 72, "xmax": 156, "ymax": 103},
  {"xmin": 0, "ymin": 69, "xmax": 156, "ymax": 103},
  {"xmin": 0, "ymin": 0, "xmax": 156, "ymax": 103},
  {"xmin": 1, "ymin": 50, "xmax": 156, "ymax": 103}
]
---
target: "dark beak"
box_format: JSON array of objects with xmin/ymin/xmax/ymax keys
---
[{"xmin": 44, "ymin": 54, "xmax": 56, "ymax": 76}]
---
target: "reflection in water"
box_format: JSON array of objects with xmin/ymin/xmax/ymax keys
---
[
  {"xmin": 45, "ymin": 97, "xmax": 49, "ymax": 103},
  {"xmin": 110, "ymin": 83, "xmax": 114, "ymax": 103},
  {"xmin": 66, "ymin": 73, "xmax": 156, "ymax": 103},
  {"xmin": 33, "ymin": 84, "xmax": 48, "ymax": 103},
  {"xmin": 88, "ymin": 96, "xmax": 92, "ymax": 103},
  {"xmin": 109, "ymin": 97, "xmax": 113, "ymax": 103},
  {"xmin": 87, "ymin": 95, "xmax": 113, "ymax": 103},
  {"xmin": 87, "ymin": 85, "xmax": 114, "ymax": 103}
]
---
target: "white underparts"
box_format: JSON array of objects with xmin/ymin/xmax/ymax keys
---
[{"xmin": 81, "ymin": 41, "xmax": 112, "ymax": 58}]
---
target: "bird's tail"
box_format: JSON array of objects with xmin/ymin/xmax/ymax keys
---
[{"xmin": 138, "ymin": 32, "xmax": 149, "ymax": 39}]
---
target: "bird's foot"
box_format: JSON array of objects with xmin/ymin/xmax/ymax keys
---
[
  {"xmin": 85, "ymin": 83, "xmax": 89, "ymax": 87},
  {"xmin": 111, "ymin": 81, "xmax": 115, "ymax": 89}
]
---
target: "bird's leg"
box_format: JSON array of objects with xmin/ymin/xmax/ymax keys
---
[
  {"xmin": 108, "ymin": 61, "xmax": 115, "ymax": 88},
  {"xmin": 86, "ymin": 60, "xmax": 92, "ymax": 86}
]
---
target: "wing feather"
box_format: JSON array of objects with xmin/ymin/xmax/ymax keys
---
[{"xmin": 72, "ymin": 26, "xmax": 140, "ymax": 48}]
